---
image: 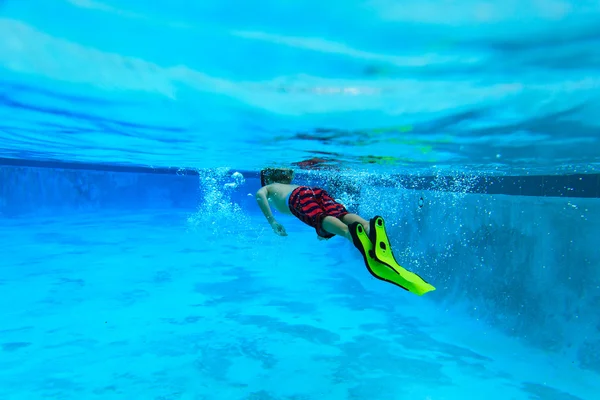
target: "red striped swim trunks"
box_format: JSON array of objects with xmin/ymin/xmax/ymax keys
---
[{"xmin": 288, "ymin": 186, "xmax": 349, "ymax": 238}]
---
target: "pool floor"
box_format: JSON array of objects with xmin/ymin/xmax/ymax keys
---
[{"xmin": 0, "ymin": 211, "xmax": 598, "ymax": 400}]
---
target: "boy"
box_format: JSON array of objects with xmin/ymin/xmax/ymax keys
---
[
  {"xmin": 255, "ymin": 168, "xmax": 370, "ymax": 241},
  {"xmin": 254, "ymin": 167, "xmax": 436, "ymax": 296}
]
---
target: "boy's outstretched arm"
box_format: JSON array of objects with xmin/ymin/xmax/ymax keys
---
[{"xmin": 256, "ymin": 186, "xmax": 287, "ymax": 236}]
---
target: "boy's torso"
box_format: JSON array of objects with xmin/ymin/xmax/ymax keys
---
[{"xmin": 268, "ymin": 183, "xmax": 300, "ymax": 214}]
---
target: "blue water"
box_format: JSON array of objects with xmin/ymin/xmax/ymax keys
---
[
  {"xmin": 1, "ymin": 1, "xmax": 600, "ymax": 399},
  {"xmin": 0, "ymin": 208, "xmax": 598, "ymax": 400},
  {"xmin": 1, "ymin": 168, "xmax": 599, "ymax": 399}
]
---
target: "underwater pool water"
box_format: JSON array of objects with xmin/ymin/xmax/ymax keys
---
[
  {"xmin": 1, "ymin": 0, "xmax": 600, "ymax": 399},
  {"xmin": 1, "ymin": 209, "xmax": 599, "ymax": 400}
]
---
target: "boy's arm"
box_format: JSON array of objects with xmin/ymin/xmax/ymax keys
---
[
  {"xmin": 255, "ymin": 185, "xmax": 287, "ymax": 236},
  {"xmin": 256, "ymin": 186, "xmax": 276, "ymax": 224}
]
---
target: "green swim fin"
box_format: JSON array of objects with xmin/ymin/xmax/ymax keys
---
[
  {"xmin": 350, "ymin": 222, "xmax": 430, "ymax": 295},
  {"xmin": 367, "ymin": 216, "xmax": 435, "ymax": 296}
]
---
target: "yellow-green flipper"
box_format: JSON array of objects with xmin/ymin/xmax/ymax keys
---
[
  {"xmin": 369, "ymin": 216, "xmax": 435, "ymax": 295},
  {"xmin": 349, "ymin": 218, "xmax": 435, "ymax": 296}
]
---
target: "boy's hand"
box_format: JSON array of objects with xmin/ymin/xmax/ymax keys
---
[{"xmin": 270, "ymin": 221, "xmax": 288, "ymax": 236}]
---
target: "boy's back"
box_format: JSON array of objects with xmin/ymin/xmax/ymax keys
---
[{"xmin": 263, "ymin": 183, "xmax": 299, "ymax": 215}]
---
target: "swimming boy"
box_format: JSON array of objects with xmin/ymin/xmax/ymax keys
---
[
  {"xmin": 255, "ymin": 168, "xmax": 370, "ymax": 241},
  {"xmin": 254, "ymin": 167, "xmax": 436, "ymax": 296}
]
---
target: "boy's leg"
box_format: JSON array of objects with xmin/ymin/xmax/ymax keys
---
[
  {"xmin": 341, "ymin": 213, "xmax": 370, "ymax": 234},
  {"xmin": 321, "ymin": 216, "xmax": 352, "ymax": 241},
  {"xmin": 321, "ymin": 213, "xmax": 371, "ymax": 241}
]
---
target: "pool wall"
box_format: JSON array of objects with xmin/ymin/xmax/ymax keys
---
[
  {"xmin": 1, "ymin": 165, "xmax": 200, "ymax": 216},
  {"xmin": 363, "ymin": 187, "xmax": 600, "ymax": 373}
]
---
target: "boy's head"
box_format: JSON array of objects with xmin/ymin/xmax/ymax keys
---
[{"xmin": 260, "ymin": 168, "xmax": 294, "ymax": 186}]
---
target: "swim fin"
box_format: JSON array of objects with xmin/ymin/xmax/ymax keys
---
[
  {"xmin": 349, "ymin": 222, "xmax": 413, "ymax": 293},
  {"xmin": 368, "ymin": 216, "xmax": 435, "ymax": 296}
]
